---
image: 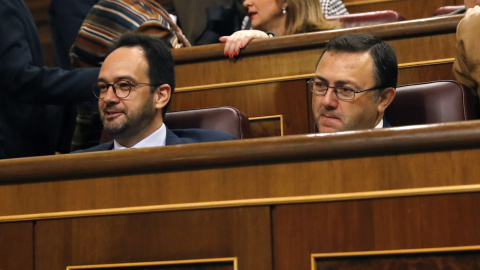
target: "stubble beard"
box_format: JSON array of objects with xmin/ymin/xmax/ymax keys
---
[
  {"xmin": 101, "ymin": 94, "xmax": 156, "ymax": 139},
  {"xmin": 101, "ymin": 110, "xmax": 130, "ymax": 137}
]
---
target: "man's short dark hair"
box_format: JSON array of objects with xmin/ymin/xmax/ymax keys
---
[
  {"xmin": 109, "ymin": 32, "xmax": 175, "ymax": 117},
  {"xmin": 317, "ymin": 33, "xmax": 398, "ymax": 92}
]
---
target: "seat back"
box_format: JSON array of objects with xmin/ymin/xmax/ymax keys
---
[
  {"xmin": 100, "ymin": 106, "xmax": 252, "ymax": 143},
  {"xmin": 385, "ymin": 80, "xmax": 477, "ymax": 127},
  {"xmin": 328, "ymin": 10, "xmax": 405, "ymax": 28},
  {"xmin": 164, "ymin": 106, "xmax": 252, "ymax": 139},
  {"xmin": 433, "ymin": 5, "xmax": 465, "ymax": 16}
]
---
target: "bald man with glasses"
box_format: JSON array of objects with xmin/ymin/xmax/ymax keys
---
[{"xmin": 310, "ymin": 33, "xmax": 397, "ymax": 133}]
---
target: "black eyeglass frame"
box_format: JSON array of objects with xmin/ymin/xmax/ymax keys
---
[
  {"xmin": 307, "ymin": 79, "xmax": 383, "ymax": 101},
  {"xmin": 93, "ymin": 80, "xmax": 160, "ymax": 99}
]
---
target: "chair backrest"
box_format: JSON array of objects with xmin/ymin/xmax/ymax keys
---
[
  {"xmin": 100, "ymin": 106, "xmax": 252, "ymax": 143},
  {"xmin": 385, "ymin": 80, "xmax": 477, "ymax": 127},
  {"xmin": 164, "ymin": 106, "xmax": 252, "ymax": 139},
  {"xmin": 328, "ymin": 10, "xmax": 405, "ymax": 28},
  {"xmin": 433, "ymin": 5, "xmax": 465, "ymax": 16}
]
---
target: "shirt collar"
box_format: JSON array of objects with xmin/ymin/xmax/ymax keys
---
[
  {"xmin": 375, "ymin": 119, "xmax": 383, "ymax": 129},
  {"xmin": 113, "ymin": 124, "xmax": 166, "ymax": 150}
]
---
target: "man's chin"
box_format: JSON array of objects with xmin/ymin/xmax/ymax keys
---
[
  {"xmin": 317, "ymin": 118, "xmax": 344, "ymax": 133},
  {"xmin": 103, "ymin": 120, "xmax": 128, "ymax": 136},
  {"xmin": 318, "ymin": 126, "xmax": 343, "ymax": 133}
]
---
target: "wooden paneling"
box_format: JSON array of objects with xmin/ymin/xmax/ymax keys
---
[
  {"xmin": 2, "ymin": 121, "xmax": 480, "ymax": 220},
  {"xmin": 35, "ymin": 207, "xmax": 271, "ymax": 270},
  {"xmin": 170, "ymin": 80, "xmax": 310, "ymax": 135},
  {"xmin": 344, "ymin": 0, "xmax": 463, "ymax": 20},
  {"xmin": 0, "ymin": 222, "xmax": 34, "ymax": 270},
  {"xmin": 173, "ymin": 16, "xmax": 461, "ymax": 87},
  {"xmin": 312, "ymin": 248, "xmax": 480, "ymax": 269},
  {"xmin": 2, "ymin": 121, "xmax": 480, "ymax": 269},
  {"xmin": 67, "ymin": 258, "xmax": 236, "ymax": 270},
  {"xmin": 398, "ymin": 62, "xmax": 455, "ymax": 86},
  {"xmin": 274, "ymin": 193, "xmax": 480, "ymax": 269}
]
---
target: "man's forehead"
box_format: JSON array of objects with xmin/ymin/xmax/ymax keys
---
[
  {"xmin": 110, "ymin": 46, "xmax": 144, "ymax": 57},
  {"xmin": 322, "ymin": 50, "xmax": 371, "ymax": 60},
  {"xmin": 99, "ymin": 46, "xmax": 148, "ymax": 81},
  {"xmin": 316, "ymin": 51, "xmax": 373, "ymax": 72},
  {"xmin": 315, "ymin": 51, "xmax": 376, "ymax": 87}
]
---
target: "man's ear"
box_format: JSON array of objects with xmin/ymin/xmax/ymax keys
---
[
  {"xmin": 153, "ymin": 84, "xmax": 171, "ymax": 110},
  {"xmin": 377, "ymin": 87, "xmax": 396, "ymax": 114}
]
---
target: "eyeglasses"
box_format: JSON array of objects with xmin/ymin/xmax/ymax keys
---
[
  {"xmin": 93, "ymin": 80, "xmax": 159, "ymax": 99},
  {"xmin": 307, "ymin": 79, "xmax": 381, "ymax": 101}
]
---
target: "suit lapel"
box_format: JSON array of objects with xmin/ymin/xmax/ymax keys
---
[{"xmin": 165, "ymin": 127, "xmax": 183, "ymax": 145}]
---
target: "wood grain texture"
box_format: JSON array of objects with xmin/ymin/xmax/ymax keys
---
[
  {"xmin": 67, "ymin": 257, "xmax": 236, "ymax": 270},
  {"xmin": 35, "ymin": 207, "xmax": 271, "ymax": 270},
  {"xmin": 0, "ymin": 222, "xmax": 34, "ymax": 270},
  {"xmin": 2, "ymin": 121, "xmax": 480, "ymax": 220},
  {"xmin": 2, "ymin": 120, "xmax": 480, "ymax": 183},
  {"xmin": 274, "ymin": 193, "xmax": 480, "ymax": 269},
  {"xmin": 173, "ymin": 15, "xmax": 461, "ymax": 67},
  {"xmin": 171, "ymin": 80, "xmax": 309, "ymax": 136}
]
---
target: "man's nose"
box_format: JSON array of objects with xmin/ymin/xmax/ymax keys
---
[
  {"xmin": 102, "ymin": 85, "xmax": 120, "ymax": 102},
  {"xmin": 321, "ymin": 88, "xmax": 339, "ymax": 108}
]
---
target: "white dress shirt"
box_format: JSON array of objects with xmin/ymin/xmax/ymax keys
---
[{"xmin": 113, "ymin": 124, "xmax": 167, "ymax": 150}]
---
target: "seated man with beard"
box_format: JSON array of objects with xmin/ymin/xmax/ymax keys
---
[{"xmin": 76, "ymin": 32, "xmax": 236, "ymax": 152}]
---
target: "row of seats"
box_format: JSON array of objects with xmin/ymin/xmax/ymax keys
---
[
  {"xmin": 109, "ymin": 80, "xmax": 474, "ymax": 141},
  {"xmin": 327, "ymin": 5, "xmax": 464, "ymax": 28},
  {"xmin": 433, "ymin": 5, "xmax": 465, "ymax": 16}
]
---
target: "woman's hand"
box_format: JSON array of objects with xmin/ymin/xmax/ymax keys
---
[{"xmin": 219, "ymin": 30, "xmax": 270, "ymax": 58}]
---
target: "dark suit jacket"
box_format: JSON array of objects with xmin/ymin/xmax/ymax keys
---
[
  {"xmin": 0, "ymin": 0, "xmax": 99, "ymax": 159},
  {"xmin": 383, "ymin": 118, "xmax": 391, "ymax": 128},
  {"xmin": 48, "ymin": 0, "xmax": 98, "ymax": 69},
  {"xmin": 75, "ymin": 128, "xmax": 237, "ymax": 153}
]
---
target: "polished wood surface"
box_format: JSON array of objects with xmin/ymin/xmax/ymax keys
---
[
  {"xmin": 67, "ymin": 258, "xmax": 237, "ymax": 270},
  {"xmin": 2, "ymin": 121, "xmax": 480, "ymax": 269},
  {"xmin": 275, "ymin": 193, "xmax": 480, "ymax": 269},
  {"xmin": 0, "ymin": 222, "xmax": 34, "ymax": 270},
  {"xmin": 170, "ymin": 80, "xmax": 310, "ymax": 135},
  {"xmin": 2, "ymin": 120, "xmax": 480, "ymax": 219},
  {"xmin": 312, "ymin": 247, "xmax": 480, "ymax": 269},
  {"xmin": 173, "ymin": 15, "xmax": 461, "ymax": 87},
  {"xmin": 36, "ymin": 208, "xmax": 270, "ymax": 270}
]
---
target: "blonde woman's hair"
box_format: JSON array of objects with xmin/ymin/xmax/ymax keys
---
[{"xmin": 284, "ymin": 0, "xmax": 340, "ymax": 35}]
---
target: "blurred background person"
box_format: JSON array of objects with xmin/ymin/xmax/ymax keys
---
[
  {"xmin": 320, "ymin": 0, "xmax": 348, "ymax": 17},
  {"xmin": 49, "ymin": 0, "xmax": 98, "ymax": 70},
  {"xmin": 220, "ymin": 0, "xmax": 341, "ymax": 57},
  {"xmin": 0, "ymin": 0, "xmax": 99, "ymax": 159},
  {"xmin": 71, "ymin": 0, "xmax": 189, "ymax": 68},
  {"xmin": 48, "ymin": 0, "xmax": 98, "ymax": 153},
  {"xmin": 452, "ymin": 0, "xmax": 480, "ymax": 114}
]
